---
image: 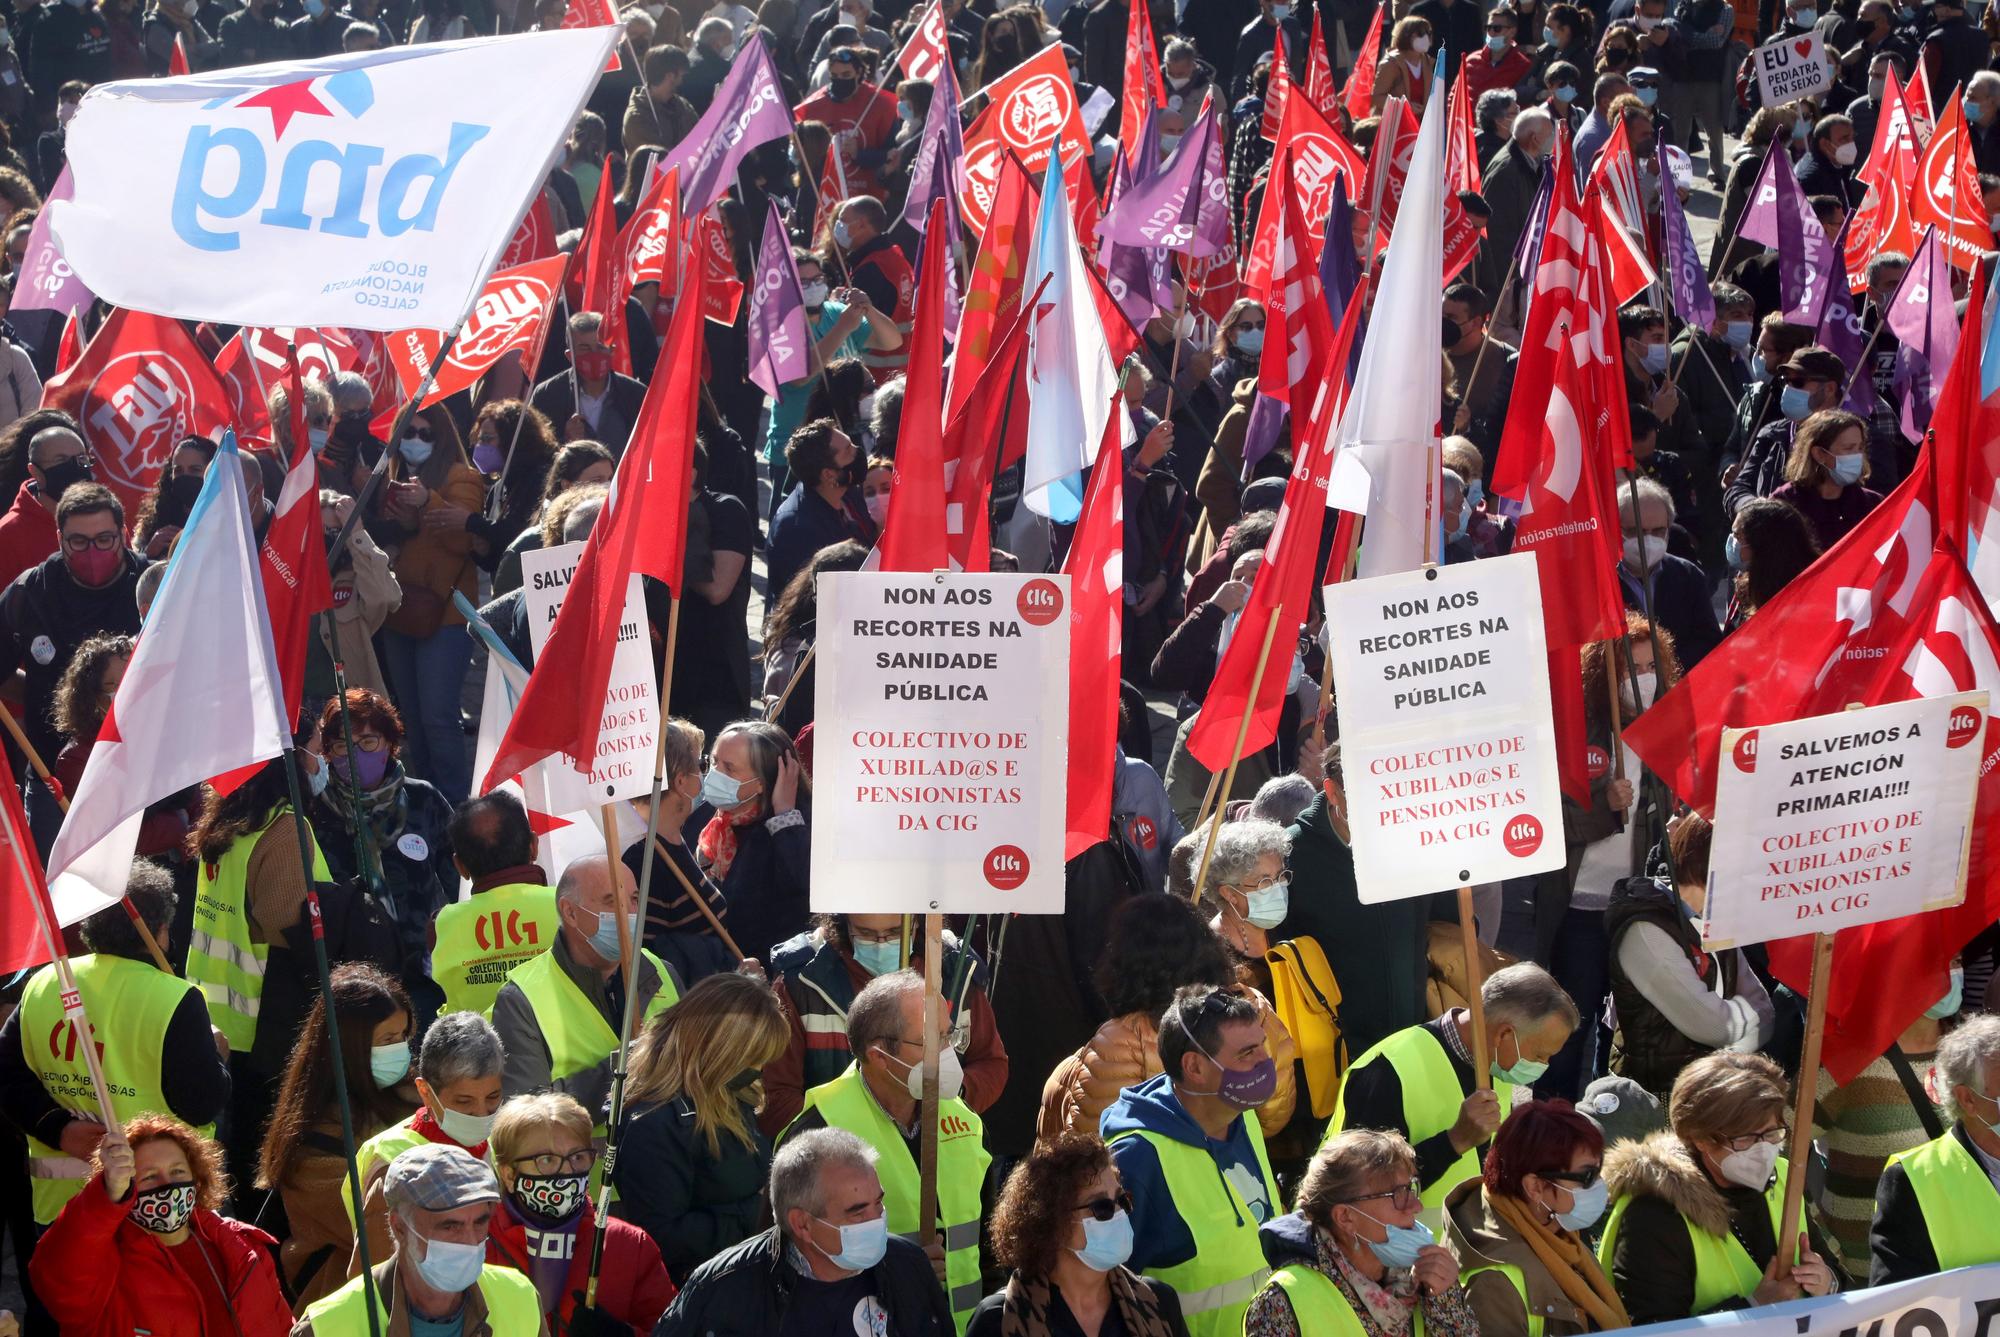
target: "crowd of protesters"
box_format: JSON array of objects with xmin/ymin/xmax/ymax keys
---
[{"xmin": 0, "ymin": 0, "xmax": 1998, "ymax": 1332}]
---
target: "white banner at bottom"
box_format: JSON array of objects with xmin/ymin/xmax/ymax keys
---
[{"xmin": 1631, "ymin": 1263, "xmax": 2000, "ymax": 1334}]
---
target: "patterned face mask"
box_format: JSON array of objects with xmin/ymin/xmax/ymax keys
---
[
  {"xmin": 132, "ymin": 1182, "xmax": 197, "ymax": 1234},
  {"xmin": 513, "ymin": 1172, "xmax": 589, "ymax": 1221}
]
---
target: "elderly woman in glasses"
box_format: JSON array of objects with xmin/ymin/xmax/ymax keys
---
[
  {"xmin": 1598, "ymin": 1052, "xmax": 1841, "ymax": 1323},
  {"xmin": 1246, "ymin": 1129, "xmax": 1479, "ymax": 1337},
  {"xmin": 1442, "ymin": 1100, "xmax": 1628, "ymax": 1334},
  {"xmin": 968, "ymin": 1132, "xmax": 1188, "ymax": 1337},
  {"xmin": 485, "ymin": 1092, "xmax": 677, "ymax": 1333}
]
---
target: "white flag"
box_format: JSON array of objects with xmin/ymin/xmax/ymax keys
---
[
  {"xmin": 1023, "ymin": 154, "xmax": 1118, "ymax": 524},
  {"xmin": 1330, "ymin": 83, "xmax": 1449, "ymax": 579},
  {"xmin": 48, "ymin": 434, "xmax": 289, "ymax": 923},
  {"xmin": 49, "ymin": 29, "xmax": 617, "ymax": 332}
]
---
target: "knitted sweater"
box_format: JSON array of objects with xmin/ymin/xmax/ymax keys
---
[{"xmin": 1813, "ymin": 1050, "xmax": 1941, "ymax": 1276}]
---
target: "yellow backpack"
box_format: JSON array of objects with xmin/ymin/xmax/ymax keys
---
[{"xmin": 1265, "ymin": 935, "xmax": 1346, "ymax": 1119}]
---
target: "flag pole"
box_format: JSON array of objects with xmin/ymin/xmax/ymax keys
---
[
  {"xmin": 586, "ymin": 592, "xmax": 682, "ymax": 1306},
  {"xmin": 766, "ymin": 643, "xmax": 817, "ymax": 723},
  {"xmin": 1189, "ymin": 617, "xmax": 1283, "ymax": 902},
  {"xmin": 792, "ymin": 126, "xmax": 856, "ymax": 286},
  {"xmin": 278, "ymin": 745, "xmax": 385, "ymax": 1337},
  {"xmin": 324, "ymin": 319, "xmax": 469, "ymax": 569},
  {"xmin": 1456, "ymin": 884, "xmax": 1490, "ymax": 1091},
  {"xmin": 638, "ymin": 825, "xmax": 746, "ymax": 959},
  {"xmin": 0, "ymin": 700, "xmax": 172, "ymax": 974},
  {"xmin": 1778, "ymin": 929, "xmax": 1833, "ymax": 1254}
]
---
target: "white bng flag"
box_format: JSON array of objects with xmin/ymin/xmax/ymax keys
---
[{"xmin": 49, "ymin": 28, "xmax": 617, "ymax": 332}]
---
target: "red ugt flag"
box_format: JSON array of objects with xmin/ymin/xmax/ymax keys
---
[
  {"xmin": 874, "ymin": 203, "xmax": 953, "ymax": 572},
  {"xmin": 1061, "ymin": 416, "xmax": 1125, "ymax": 857}
]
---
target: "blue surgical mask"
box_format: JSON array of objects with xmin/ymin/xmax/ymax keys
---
[
  {"xmin": 1792, "ymin": 118, "xmax": 1810, "ymax": 141},
  {"xmin": 852, "ymin": 937, "xmax": 902, "ymax": 976},
  {"xmin": 1829, "ymin": 452, "xmax": 1865, "ymax": 485},
  {"xmin": 308, "ymin": 426, "xmax": 331, "ymax": 453},
  {"xmin": 700, "ymin": 768, "xmax": 749, "ymax": 810},
  {"xmin": 1243, "ymin": 881, "xmax": 1289, "ymax": 928},
  {"xmin": 832, "ymin": 219, "xmax": 853, "ymax": 251},
  {"xmin": 1634, "ymin": 85, "xmax": 1659, "ymax": 107},
  {"xmin": 1354, "ymin": 1209, "xmax": 1435, "ymax": 1269},
  {"xmin": 1542, "ymin": 24, "xmax": 1557, "ymax": 43},
  {"xmin": 1926, "ymin": 966, "xmax": 1965, "ymax": 1018},
  {"xmin": 1235, "ymin": 327, "xmax": 1265, "ymax": 356},
  {"xmin": 1492, "ymin": 1027, "xmax": 1550, "ymax": 1086},
  {"xmin": 1969, "ymin": 95, "xmax": 1986, "ymax": 124},
  {"xmin": 1640, "ymin": 342, "xmax": 1669, "ymax": 375},
  {"xmin": 1467, "ymin": 480, "xmax": 1486, "ymax": 509},
  {"xmin": 399, "ymin": 436, "xmax": 433, "ymax": 466},
  {"xmin": 1794, "ymin": 6, "xmax": 1818, "ymax": 22},
  {"xmin": 1780, "ymin": 384, "xmax": 1813, "ymax": 420},
  {"xmin": 1554, "ymin": 1177, "xmax": 1610, "ymax": 1231},
  {"xmin": 305, "ymin": 753, "xmax": 330, "ymax": 798},
  {"xmin": 587, "ymin": 907, "xmax": 640, "ymax": 963},
  {"xmin": 812, "ymin": 1212, "xmax": 889, "ymax": 1271},
  {"xmin": 410, "ymin": 1231, "xmax": 486, "ymax": 1293},
  {"xmin": 1073, "ymin": 1210, "xmax": 1135, "ymax": 1271},
  {"xmin": 1724, "ymin": 320, "xmax": 1753, "ymax": 349},
  {"xmin": 370, "ymin": 1040, "xmax": 410, "ymax": 1087},
  {"xmin": 1554, "ymin": 83, "xmax": 1577, "ymax": 101},
  {"xmin": 1487, "ymin": 32, "xmax": 1509, "ymax": 51},
  {"xmin": 1726, "ymin": 532, "xmax": 1746, "ymax": 570}
]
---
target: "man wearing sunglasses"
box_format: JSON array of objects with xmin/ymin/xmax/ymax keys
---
[
  {"xmin": 1327, "ymin": 963, "xmax": 1578, "ymax": 1222},
  {"xmin": 0, "ymin": 480, "xmax": 144, "ymax": 763},
  {"xmin": 1102, "ymin": 984, "xmax": 1283, "ymax": 1337}
]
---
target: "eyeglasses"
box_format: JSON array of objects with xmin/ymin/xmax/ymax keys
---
[
  {"xmin": 1720, "ymin": 1126, "xmax": 1788, "ymax": 1152},
  {"xmin": 330, "ymin": 734, "xmax": 389, "ymax": 754},
  {"xmin": 1074, "ymin": 1190, "xmax": 1134, "ymax": 1221},
  {"xmin": 510, "ymin": 1147, "xmax": 598, "ymax": 1176},
  {"xmin": 1231, "ymin": 871, "xmax": 1293, "ymax": 892},
  {"xmin": 849, "ymin": 924, "xmax": 903, "ymax": 945},
  {"xmin": 1342, "ymin": 1181, "xmax": 1421, "ymax": 1212},
  {"xmin": 63, "ymin": 531, "xmax": 121, "ymax": 553},
  {"xmin": 1546, "ymin": 1164, "xmax": 1602, "ymax": 1189}
]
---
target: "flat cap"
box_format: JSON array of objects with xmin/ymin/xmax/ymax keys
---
[{"xmin": 382, "ymin": 1143, "xmax": 500, "ymax": 1214}]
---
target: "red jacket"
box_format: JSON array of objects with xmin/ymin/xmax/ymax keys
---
[
  {"xmin": 486, "ymin": 1200, "xmax": 677, "ymax": 1334},
  {"xmin": 29, "ymin": 1175, "xmax": 294, "ymax": 1337},
  {"xmin": 0, "ymin": 479, "xmax": 56, "ymax": 590},
  {"xmin": 791, "ymin": 82, "xmax": 900, "ymax": 199}
]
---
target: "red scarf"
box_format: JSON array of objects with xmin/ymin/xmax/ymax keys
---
[{"xmin": 697, "ymin": 805, "xmax": 762, "ymax": 881}]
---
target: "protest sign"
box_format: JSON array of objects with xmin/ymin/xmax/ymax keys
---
[
  {"xmin": 519, "ymin": 541, "xmax": 659, "ymax": 803},
  {"xmin": 1642, "ymin": 1262, "xmax": 2000, "ymax": 1336},
  {"xmin": 811, "ymin": 571, "xmax": 1069, "ymax": 914},
  {"xmin": 1753, "ymin": 29, "xmax": 1834, "ymax": 105},
  {"xmin": 1703, "ymin": 693, "xmax": 1985, "ymax": 948},
  {"xmin": 1323, "ymin": 552, "xmax": 1566, "ymax": 903},
  {"xmin": 50, "ymin": 28, "xmax": 617, "ymax": 331}
]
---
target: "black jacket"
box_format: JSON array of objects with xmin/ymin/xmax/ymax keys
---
[
  {"xmin": 653, "ymin": 1225, "xmax": 953, "ymax": 1337},
  {"xmin": 529, "ymin": 369, "xmax": 649, "ymax": 457},
  {"xmin": 712, "ymin": 802, "xmax": 814, "ymax": 963},
  {"xmin": 0, "ymin": 547, "xmax": 146, "ymax": 763},
  {"xmin": 1618, "ymin": 553, "xmax": 1721, "ymax": 669},
  {"xmin": 1868, "ymin": 1122, "xmax": 1990, "ymax": 1285},
  {"xmin": 612, "ymin": 1094, "xmax": 772, "ymax": 1285}
]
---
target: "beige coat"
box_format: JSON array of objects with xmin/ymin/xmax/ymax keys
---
[{"xmin": 320, "ymin": 527, "xmax": 400, "ymax": 697}]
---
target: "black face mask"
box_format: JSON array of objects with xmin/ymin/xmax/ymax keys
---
[
  {"xmin": 331, "ymin": 414, "xmax": 371, "ymax": 445},
  {"xmin": 828, "ymin": 75, "xmax": 858, "ymax": 99},
  {"xmin": 166, "ymin": 473, "xmax": 204, "ymax": 514},
  {"xmin": 37, "ymin": 456, "xmax": 92, "ymax": 503}
]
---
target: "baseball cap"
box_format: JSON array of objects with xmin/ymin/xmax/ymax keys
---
[
  {"xmin": 1779, "ymin": 345, "xmax": 1846, "ymax": 382},
  {"xmin": 382, "ymin": 1144, "xmax": 501, "ymax": 1214},
  {"xmin": 1578, "ymin": 1075, "xmax": 1666, "ymax": 1149}
]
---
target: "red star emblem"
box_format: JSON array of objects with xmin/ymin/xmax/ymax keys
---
[{"xmin": 238, "ymin": 78, "xmax": 334, "ymax": 139}]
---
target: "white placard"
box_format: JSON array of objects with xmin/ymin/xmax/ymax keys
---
[
  {"xmin": 1324, "ymin": 552, "xmax": 1566, "ymax": 902},
  {"xmin": 811, "ymin": 571, "xmax": 1069, "ymax": 914},
  {"xmin": 1641, "ymin": 1262, "xmax": 2000, "ymax": 1336},
  {"xmin": 519, "ymin": 541, "xmax": 659, "ymax": 804},
  {"xmin": 1703, "ymin": 693, "xmax": 1985, "ymax": 949},
  {"xmin": 1753, "ymin": 29, "xmax": 1834, "ymax": 106}
]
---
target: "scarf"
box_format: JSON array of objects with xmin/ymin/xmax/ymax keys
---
[
  {"xmin": 997, "ymin": 1269, "xmax": 1175, "ymax": 1337},
  {"xmin": 1327, "ymin": 1231, "xmax": 1418, "ymax": 1336},
  {"xmin": 408, "ymin": 1106, "xmax": 489, "ymax": 1160},
  {"xmin": 697, "ymin": 803, "xmax": 761, "ymax": 881},
  {"xmin": 321, "ymin": 763, "xmax": 410, "ymax": 886},
  {"xmin": 1488, "ymin": 1190, "xmax": 1630, "ymax": 1332}
]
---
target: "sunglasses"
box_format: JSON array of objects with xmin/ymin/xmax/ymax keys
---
[
  {"xmin": 1074, "ymin": 1190, "xmax": 1134, "ymax": 1221},
  {"xmin": 1546, "ymin": 1165, "xmax": 1602, "ymax": 1189}
]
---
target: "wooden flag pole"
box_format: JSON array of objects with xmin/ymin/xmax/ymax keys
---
[
  {"xmin": 1192, "ymin": 767, "xmax": 1226, "ymax": 835},
  {"xmin": 1777, "ymin": 930, "xmax": 1834, "ymax": 1255},
  {"xmin": 638, "ymin": 826, "xmax": 748, "ymax": 959},
  {"xmin": 1189, "ymin": 618, "xmax": 1284, "ymax": 902},
  {"xmin": 1457, "ymin": 885, "xmax": 1491, "ymax": 1092},
  {"xmin": 0, "ymin": 700, "xmax": 172, "ymax": 975},
  {"xmin": 918, "ymin": 911, "xmax": 944, "ymax": 1256},
  {"xmin": 767, "ymin": 644, "xmax": 817, "ymax": 723}
]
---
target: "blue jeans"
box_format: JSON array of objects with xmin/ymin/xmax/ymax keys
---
[{"xmin": 380, "ymin": 622, "xmax": 472, "ymax": 804}]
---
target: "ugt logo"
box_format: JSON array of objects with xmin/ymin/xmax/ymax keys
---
[{"xmin": 172, "ymin": 68, "xmax": 489, "ymax": 253}]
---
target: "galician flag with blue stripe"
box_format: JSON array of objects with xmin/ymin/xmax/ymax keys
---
[
  {"xmin": 1022, "ymin": 150, "xmax": 1119, "ymax": 523},
  {"xmin": 46, "ymin": 431, "xmax": 290, "ymax": 924}
]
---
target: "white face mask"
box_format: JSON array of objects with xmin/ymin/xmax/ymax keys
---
[
  {"xmin": 1718, "ymin": 1140, "xmax": 1781, "ymax": 1190},
  {"xmin": 1411, "ymin": 33, "xmax": 1431, "ymax": 52},
  {"xmin": 1622, "ymin": 534, "xmax": 1667, "ymax": 570},
  {"xmin": 883, "ymin": 1042, "xmax": 965, "ymax": 1102},
  {"xmin": 436, "ymin": 1105, "xmax": 496, "ymax": 1146},
  {"xmin": 1833, "ymin": 142, "xmax": 1858, "ymax": 165},
  {"xmin": 800, "ymin": 280, "xmax": 830, "ymax": 308},
  {"xmin": 1625, "ymin": 670, "xmax": 1658, "ymax": 710}
]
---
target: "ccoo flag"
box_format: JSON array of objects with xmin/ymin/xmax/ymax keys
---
[{"xmin": 49, "ymin": 29, "xmax": 618, "ymax": 332}]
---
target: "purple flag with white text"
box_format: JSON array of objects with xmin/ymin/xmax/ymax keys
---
[
  {"xmin": 746, "ymin": 199, "xmax": 809, "ymax": 398},
  {"xmin": 12, "ymin": 168, "xmax": 93, "ymax": 316},
  {"xmin": 1098, "ymin": 146, "xmax": 1171, "ymax": 325},
  {"xmin": 1096, "ymin": 95, "xmax": 1230, "ymax": 256},
  {"xmin": 660, "ymin": 33, "xmax": 793, "ymax": 214},
  {"xmin": 1814, "ymin": 220, "xmax": 1875, "ymax": 417},
  {"xmin": 1886, "ymin": 225, "xmax": 1958, "ymax": 439},
  {"xmin": 1659, "ymin": 164, "xmax": 1713, "ymax": 333},
  {"xmin": 903, "ymin": 53, "xmax": 964, "ymax": 233},
  {"xmin": 1737, "ymin": 142, "xmax": 1834, "ymax": 327}
]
